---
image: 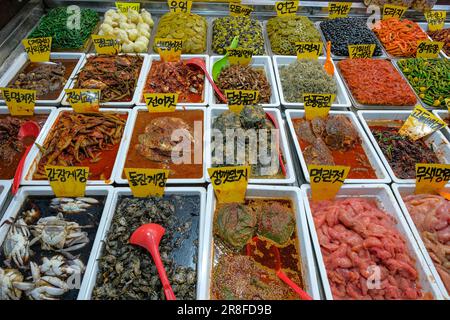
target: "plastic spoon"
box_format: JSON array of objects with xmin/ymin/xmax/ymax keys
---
[
  {"xmin": 12, "ymin": 121, "xmax": 40, "ymax": 195},
  {"xmin": 212, "ymin": 36, "xmax": 239, "ymax": 82},
  {"xmin": 185, "ymin": 57, "xmax": 227, "ymax": 103},
  {"xmin": 130, "ymin": 223, "xmax": 176, "ymax": 300},
  {"xmin": 324, "ymin": 41, "xmax": 334, "ymax": 76},
  {"xmin": 265, "ymin": 112, "xmax": 287, "ymax": 176}
]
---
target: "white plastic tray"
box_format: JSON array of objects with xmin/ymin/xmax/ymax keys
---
[
  {"xmin": 0, "ymin": 180, "xmax": 11, "ymax": 220},
  {"xmin": 0, "ymin": 185, "xmax": 115, "ymax": 300},
  {"xmin": 199, "ymin": 184, "xmax": 321, "ymax": 300},
  {"xmin": 61, "ymin": 53, "xmax": 150, "ymax": 107},
  {"xmin": 357, "ymin": 110, "xmax": 450, "ymax": 184},
  {"xmin": 208, "ymin": 55, "xmax": 280, "ymax": 108},
  {"xmin": 285, "ymin": 110, "xmax": 390, "ymax": 184},
  {"xmin": 301, "ymin": 183, "xmax": 444, "ymax": 300},
  {"xmin": 135, "ymin": 54, "xmax": 210, "ymax": 107},
  {"xmin": 391, "ymin": 183, "xmax": 450, "ymax": 300},
  {"xmin": 114, "ymin": 106, "xmax": 206, "ymax": 185},
  {"xmin": 22, "ymin": 108, "xmax": 133, "ymax": 186},
  {"xmin": 273, "ymin": 55, "xmax": 351, "ymax": 109},
  {"xmin": 0, "ymin": 52, "xmax": 85, "ymax": 105},
  {"xmin": 432, "ymin": 110, "xmax": 450, "ymax": 141},
  {"xmin": 78, "ymin": 186, "xmax": 207, "ymax": 300},
  {"xmin": 206, "ymin": 106, "xmax": 296, "ymax": 185}
]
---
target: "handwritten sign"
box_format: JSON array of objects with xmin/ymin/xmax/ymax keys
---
[
  {"xmin": 22, "ymin": 37, "xmax": 51, "ymax": 62},
  {"xmin": 295, "ymin": 42, "xmax": 323, "ymax": 59},
  {"xmin": 1, "ymin": 88, "xmax": 35, "ymax": 116},
  {"xmin": 328, "ymin": 2, "xmax": 352, "ymax": 19},
  {"xmin": 155, "ymin": 38, "xmax": 183, "ymax": 62},
  {"xmin": 416, "ymin": 41, "xmax": 444, "ymax": 58},
  {"xmin": 208, "ymin": 166, "xmax": 249, "ymax": 203},
  {"xmin": 225, "ymin": 90, "xmax": 259, "ymax": 113},
  {"xmin": 275, "ymin": 1, "xmax": 299, "ymax": 16},
  {"xmin": 227, "ymin": 48, "xmax": 253, "ymax": 65},
  {"xmin": 415, "ymin": 163, "xmax": 450, "ymax": 195},
  {"xmin": 168, "ymin": 0, "xmax": 192, "ymax": 13},
  {"xmin": 229, "ymin": 3, "xmax": 253, "ymax": 17},
  {"xmin": 65, "ymin": 89, "xmax": 100, "ymax": 113},
  {"xmin": 92, "ymin": 35, "xmax": 121, "ymax": 54},
  {"xmin": 124, "ymin": 168, "xmax": 169, "ymax": 197},
  {"xmin": 46, "ymin": 166, "xmax": 89, "ymax": 197},
  {"xmin": 303, "ymin": 93, "xmax": 335, "ymax": 120},
  {"xmin": 399, "ymin": 105, "xmax": 446, "ymax": 141},
  {"xmin": 144, "ymin": 93, "xmax": 179, "ymax": 112},
  {"xmin": 382, "ymin": 4, "xmax": 407, "ymax": 20},
  {"xmin": 425, "ymin": 11, "xmax": 446, "ymax": 31},
  {"xmin": 348, "ymin": 44, "xmax": 376, "ymax": 58},
  {"xmin": 115, "ymin": 2, "xmax": 140, "ymax": 14},
  {"xmin": 309, "ymin": 165, "xmax": 350, "ymax": 201}
]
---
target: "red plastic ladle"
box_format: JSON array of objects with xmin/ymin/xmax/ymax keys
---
[
  {"xmin": 130, "ymin": 223, "xmax": 176, "ymax": 300},
  {"xmin": 12, "ymin": 121, "xmax": 40, "ymax": 195}
]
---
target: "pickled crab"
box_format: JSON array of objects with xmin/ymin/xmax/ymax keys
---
[
  {"xmin": 40, "ymin": 255, "xmax": 85, "ymax": 278},
  {"xmin": 29, "ymin": 213, "xmax": 90, "ymax": 252},
  {"xmin": 50, "ymin": 197, "xmax": 99, "ymax": 213},
  {"xmin": 0, "ymin": 267, "xmax": 23, "ymax": 300},
  {"xmin": 3, "ymin": 218, "xmax": 31, "ymax": 268}
]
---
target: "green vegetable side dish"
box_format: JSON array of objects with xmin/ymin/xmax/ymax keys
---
[
  {"xmin": 397, "ymin": 58, "xmax": 450, "ymax": 108},
  {"xmin": 28, "ymin": 7, "xmax": 99, "ymax": 50},
  {"xmin": 280, "ymin": 59, "xmax": 337, "ymax": 102},
  {"xmin": 267, "ymin": 16, "xmax": 321, "ymax": 55},
  {"xmin": 212, "ymin": 16, "xmax": 265, "ymax": 55},
  {"xmin": 153, "ymin": 12, "xmax": 207, "ymax": 54}
]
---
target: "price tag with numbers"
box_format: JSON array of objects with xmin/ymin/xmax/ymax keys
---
[
  {"xmin": 382, "ymin": 4, "xmax": 407, "ymax": 20},
  {"xmin": 65, "ymin": 89, "xmax": 100, "ymax": 113},
  {"xmin": 155, "ymin": 38, "xmax": 183, "ymax": 62},
  {"xmin": 144, "ymin": 93, "xmax": 178, "ymax": 112},
  {"xmin": 425, "ymin": 11, "xmax": 446, "ymax": 31},
  {"xmin": 92, "ymin": 35, "xmax": 121, "ymax": 54},
  {"xmin": 348, "ymin": 44, "xmax": 376, "ymax": 58},
  {"xmin": 124, "ymin": 168, "xmax": 170, "ymax": 198},
  {"xmin": 227, "ymin": 48, "xmax": 253, "ymax": 65},
  {"xmin": 303, "ymin": 93, "xmax": 335, "ymax": 120},
  {"xmin": 208, "ymin": 166, "xmax": 249, "ymax": 203},
  {"xmin": 399, "ymin": 105, "xmax": 446, "ymax": 141},
  {"xmin": 275, "ymin": 1, "xmax": 299, "ymax": 17},
  {"xmin": 46, "ymin": 166, "xmax": 89, "ymax": 197},
  {"xmin": 0, "ymin": 87, "xmax": 35, "ymax": 116},
  {"xmin": 22, "ymin": 37, "xmax": 52, "ymax": 62},
  {"xmin": 295, "ymin": 42, "xmax": 323, "ymax": 59},
  {"xmin": 415, "ymin": 163, "xmax": 450, "ymax": 195},
  {"xmin": 229, "ymin": 2, "xmax": 253, "ymax": 17},
  {"xmin": 225, "ymin": 90, "xmax": 259, "ymax": 113},
  {"xmin": 309, "ymin": 165, "xmax": 350, "ymax": 201},
  {"xmin": 328, "ymin": 2, "xmax": 352, "ymax": 19},
  {"xmin": 168, "ymin": 0, "xmax": 192, "ymax": 13},
  {"xmin": 115, "ymin": 2, "xmax": 140, "ymax": 14},
  {"xmin": 416, "ymin": 41, "xmax": 443, "ymax": 59}
]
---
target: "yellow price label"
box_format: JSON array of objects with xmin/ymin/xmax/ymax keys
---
[
  {"xmin": 328, "ymin": 2, "xmax": 352, "ymax": 19},
  {"xmin": 227, "ymin": 48, "xmax": 253, "ymax": 65},
  {"xmin": 45, "ymin": 166, "xmax": 89, "ymax": 197},
  {"xmin": 92, "ymin": 35, "xmax": 121, "ymax": 54},
  {"xmin": 415, "ymin": 163, "xmax": 450, "ymax": 195},
  {"xmin": 348, "ymin": 44, "xmax": 376, "ymax": 58},
  {"xmin": 155, "ymin": 38, "xmax": 183, "ymax": 62},
  {"xmin": 275, "ymin": 1, "xmax": 299, "ymax": 17},
  {"xmin": 303, "ymin": 93, "xmax": 335, "ymax": 120},
  {"xmin": 416, "ymin": 41, "xmax": 443, "ymax": 58},
  {"xmin": 22, "ymin": 37, "xmax": 52, "ymax": 62},
  {"xmin": 425, "ymin": 11, "xmax": 446, "ymax": 31},
  {"xmin": 144, "ymin": 93, "xmax": 179, "ymax": 112},
  {"xmin": 309, "ymin": 165, "xmax": 350, "ymax": 201},
  {"xmin": 0, "ymin": 88, "xmax": 35, "ymax": 116},
  {"xmin": 208, "ymin": 166, "xmax": 249, "ymax": 203},
  {"xmin": 382, "ymin": 4, "xmax": 407, "ymax": 20},
  {"xmin": 295, "ymin": 42, "xmax": 323, "ymax": 59},
  {"xmin": 115, "ymin": 2, "xmax": 140, "ymax": 14},
  {"xmin": 168, "ymin": 0, "xmax": 192, "ymax": 13},
  {"xmin": 225, "ymin": 90, "xmax": 259, "ymax": 113},
  {"xmin": 124, "ymin": 168, "xmax": 169, "ymax": 197},
  {"xmin": 65, "ymin": 89, "xmax": 100, "ymax": 113},
  {"xmin": 399, "ymin": 105, "xmax": 446, "ymax": 141},
  {"xmin": 229, "ymin": 3, "xmax": 253, "ymax": 17}
]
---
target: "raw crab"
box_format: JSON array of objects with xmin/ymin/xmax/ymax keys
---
[
  {"xmin": 40, "ymin": 255, "xmax": 85, "ymax": 278},
  {"xmin": 0, "ymin": 267, "xmax": 23, "ymax": 300},
  {"xmin": 3, "ymin": 218, "xmax": 31, "ymax": 268},
  {"xmin": 29, "ymin": 213, "xmax": 90, "ymax": 252},
  {"xmin": 50, "ymin": 197, "xmax": 99, "ymax": 213}
]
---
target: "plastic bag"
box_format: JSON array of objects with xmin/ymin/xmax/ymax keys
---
[
  {"xmin": 411, "ymin": 0, "xmax": 438, "ymax": 12},
  {"xmin": 364, "ymin": 0, "xmax": 414, "ymax": 7}
]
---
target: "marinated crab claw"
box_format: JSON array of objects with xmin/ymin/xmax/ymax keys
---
[
  {"xmin": 3, "ymin": 218, "xmax": 31, "ymax": 269},
  {"xmin": 40, "ymin": 255, "xmax": 85, "ymax": 278},
  {"xmin": 23, "ymin": 207, "xmax": 41, "ymax": 225},
  {"xmin": 50, "ymin": 197, "xmax": 98, "ymax": 213},
  {"xmin": 0, "ymin": 267, "xmax": 24, "ymax": 300}
]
